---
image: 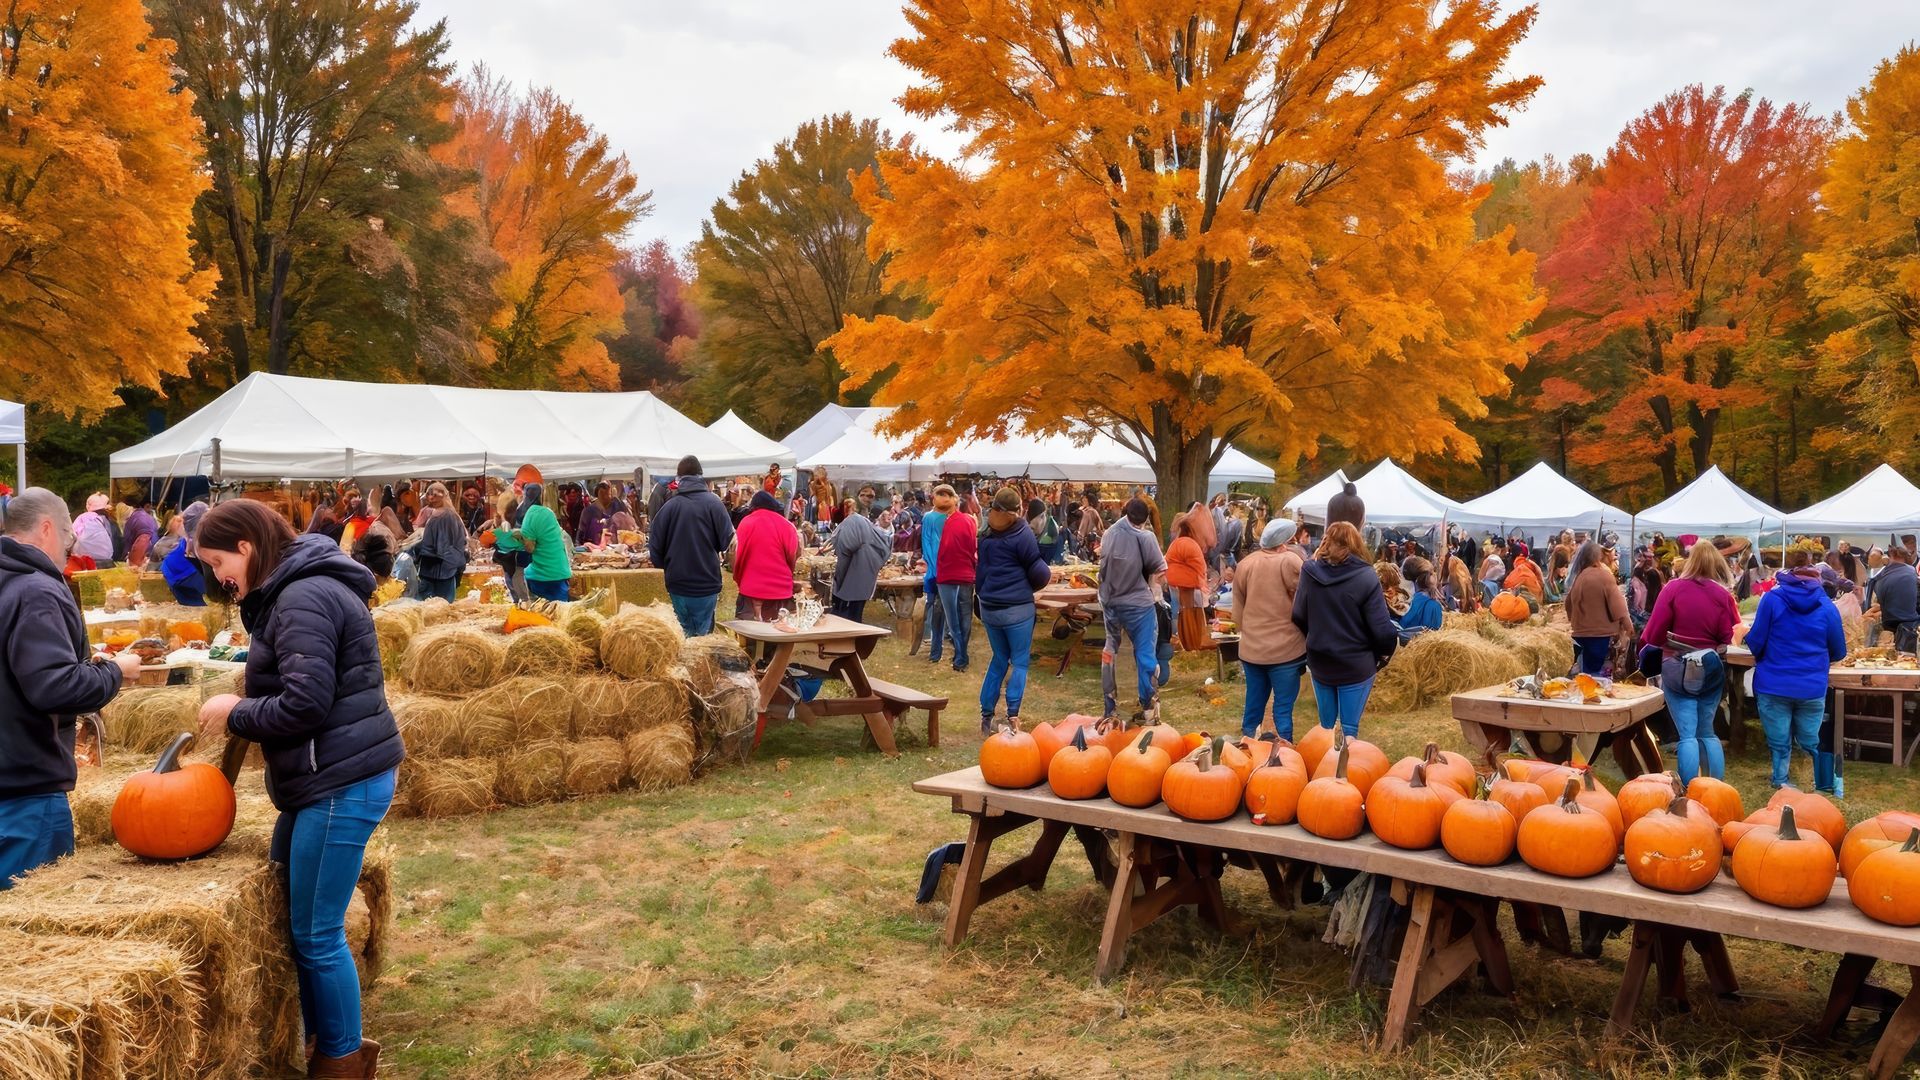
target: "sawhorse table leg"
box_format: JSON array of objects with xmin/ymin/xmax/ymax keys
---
[
  {"xmin": 1608, "ymin": 922, "xmax": 1741, "ymax": 1037},
  {"xmin": 1380, "ymin": 885, "xmax": 1514, "ymax": 1051},
  {"xmin": 1818, "ymin": 954, "xmax": 1920, "ymax": 1080},
  {"xmin": 943, "ymin": 812, "xmax": 1113, "ymax": 948},
  {"xmin": 1095, "ymin": 835, "xmax": 1229, "ymax": 982}
]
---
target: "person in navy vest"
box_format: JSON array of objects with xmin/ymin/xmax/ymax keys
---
[{"xmin": 193, "ymin": 499, "xmax": 403, "ymax": 1078}]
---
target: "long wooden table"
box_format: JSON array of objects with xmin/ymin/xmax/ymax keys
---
[
  {"xmin": 873, "ymin": 576, "xmax": 927, "ymax": 652},
  {"xmin": 1726, "ymin": 648, "xmax": 1920, "ymax": 767},
  {"xmin": 1451, "ymin": 683, "xmax": 1666, "ymax": 775},
  {"xmin": 915, "ymin": 766, "xmax": 1920, "ymax": 1073},
  {"xmin": 721, "ymin": 615, "xmax": 901, "ymax": 753}
]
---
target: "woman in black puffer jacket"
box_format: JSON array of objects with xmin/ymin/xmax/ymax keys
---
[{"xmin": 195, "ymin": 500, "xmax": 402, "ymax": 1078}]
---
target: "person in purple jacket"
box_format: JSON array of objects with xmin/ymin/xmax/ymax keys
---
[
  {"xmin": 1745, "ymin": 549, "xmax": 1846, "ymax": 793},
  {"xmin": 975, "ymin": 487, "xmax": 1051, "ymax": 734},
  {"xmin": 1641, "ymin": 540, "xmax": 1739, "ymax": 784}
]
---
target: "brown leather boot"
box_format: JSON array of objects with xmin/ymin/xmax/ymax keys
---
[{"xmin": 308, "ymin": 1038, "xmax": 379, "ymax": 1078}]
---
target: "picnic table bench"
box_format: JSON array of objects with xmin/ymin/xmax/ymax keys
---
[
  {"xmin": 1452, "ymin": 683, "xmax": 1666, "ymax": 776},
  {"xmin": 915, "ymin": 766, "xmax": 1920, "ymax": 1075},
  {"xmin": 722, "ymin": 615, "xmax": 941, "ymax": 756}
]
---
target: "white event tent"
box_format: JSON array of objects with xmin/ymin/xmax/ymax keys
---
[
  {"xmin": 109, "ymin": 372, "xmax": 773, "ymax": 481},
  {"xmin": 1452, "ymin": 462, "xmax": 1631, "ymax": 535},
  {"xmin": 1783, "ymin": 464, "xmax": 1920, "ymax": 534},
  {"xmin": 1635, "ymin": 466, "xmax": 1785, "ymax": 535},
  {"xmin": 705, "ymin": 410, "xmax": 796, "ymax": 471},
  {"xmin": 0, "ymin": 398, "xmax": 24, "ymax": 487},
  {"xmin": 1280, "ymin": 469, "xmax": 1349, "ymax": 521},
  {"xmin": 782, "ymin": 404, "xmax": 879, "ymax": 464},
  {"xmin": 1285, "ymin": 459, "xmax": 1461, "ymax": 528}
]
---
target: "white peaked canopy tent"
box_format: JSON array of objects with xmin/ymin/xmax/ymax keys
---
[
  {"xmin": 1282, "ymin": 469, "xmax": 1350, "ymax": 521},
  {"xmin": 705, "ymin": 410, "xmax": 795, "ymax": 471},
  {"xmin": 1452, "ymin": 462, "xmax": 1631, "ymax": 534},
  {"xmin": 0, "ymin": 398, "xmax": 24, "ymax": 487},
  {"xmin": 108, "ymin": 373, "xmax": 773, "ymax": 480},
  {"xmin": 782, "ymin": 404, "xmax": 879, "ymax": 465},
  {"xmin": 1784, "ymin": 464, "xmax": 1920, "ymax": 534},
  {"xmin": 1636, "ymin": 466, "xmax": 1786, "ymax": 534},
  {"xmin": 1286, "ymin": 460, "xmax": 1461, "ymax": 527}
]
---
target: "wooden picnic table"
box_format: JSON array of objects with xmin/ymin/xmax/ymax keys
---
[
  {"xmin": 1451, "ymin": 683, "xmax": 1666, "ymax": 776},
  {"xmin": 1034, "ymin": 585, "xmax": 1100, "ymax": 676},
  {"xmin": 914, "ymin": 766, "xmax": 1920, "ymax": 1074},
  {"xmin": 721, "ymin": 615, "xmax": 943, "ymax": 756},
  {"xmin": 1726, "ymin": 648, "xmax": 1920, "ymax": 767}
]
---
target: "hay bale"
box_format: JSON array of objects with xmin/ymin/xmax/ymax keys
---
[
  {"xmin": 401, "ymin": 758, "xmax": 497, "ymax": 818},
  {"xmin": 457, "ymin": 676, "xmax": 572, "ymax": 754},
  {"xmin": 679, "ymin": 633, "xmax": 757, "ymax": 768},
  {"xmin": 101, "ymin": 688, "xmax": 200, "ymax": 757},
  {"xmin": 501, "ymin": 625, "xmax": 589, "ymax": 677},
  {"xmin": 561, "ymin": 608, "xmax": 606, "ymax": 656},
  {"xmin": 563, "ymin": 738, "xmax": 628, "ymax": 797},
  {"xmin": 416, "ymin": 597, "xmax": 457, "ymax": 625},
  {"xmin": 679, "ymin": 632, "xmax": 751, "ymax": 693},
  {"xmin": 624, "ymin": 722, "xmax": 695, "ymax": 791},
  {"xmin": 599, "ymin": 604, "xmax": 683, "ymax": 680},
  {"xmin": 370, "ymin": 607, "xmax": 421, "ymax": 681},
  {"xmin": 1507, "ymin": 625, "xmax": 1575, "ymax": 676},
  {"xmin": 71, "ymin": 754, "xmax": 277, "ymax": 851},
  {"xmin": 0, "ymin": 1016, "xmax": 72, "ymax": 1080},
  {"xmin": 569, "ymin": 676, "xmax": 688, "ymax": 739},
  {"xmin": 355, "ymin": 846, "xmax": 393, "ymax": 985},
  {"xmin": 494, "ymin": 741, "xmax": 569, "ymax": 806},
  {"xmin": 1373, "ymin": 629, "xmax": 1529, "ymax": 710},
  {"xmin": 0, "ymin": 931, "xmax": 201, "ymax": 1079},
  {"xmin": 391, "ymin": 693, "xmax": 463, "ymax": 759},
  {"xmin": 402, "ymin": 625, "xmax": 505, "ymax": 696}
]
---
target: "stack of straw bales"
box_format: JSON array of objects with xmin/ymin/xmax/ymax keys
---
[{"xmin": 1371, "ymin": 615, "xmax": 1576, "ymax": 712}]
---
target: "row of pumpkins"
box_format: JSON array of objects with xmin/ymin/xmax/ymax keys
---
[{"xmin": 979, "ymin": 716, "xmax": 1920, "ymax": 927}]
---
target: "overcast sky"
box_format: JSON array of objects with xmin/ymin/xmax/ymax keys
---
[{"xmin": 409, "ymin": 1, "xmax": 1915, "ymax": 251}]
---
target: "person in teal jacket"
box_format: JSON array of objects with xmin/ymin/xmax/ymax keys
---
[{"xmin": 516, "ymin": 483, "xmax": 573, "ymax": 601}]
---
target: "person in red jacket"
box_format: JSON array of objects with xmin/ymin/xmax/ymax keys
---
[{"xmin": 935, "ymin": 494, "xmax": 979, "ymax": 672}]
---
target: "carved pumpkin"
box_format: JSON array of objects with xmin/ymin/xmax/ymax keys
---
[
  {"xmin": 1516, "ymin": 776, "xmax": 1618, "ymax": 878},
  {"xmin": 1366, "ymin": 763, "xmax": 1461, "ymax": 850},
  {"xmin": 1441, "ymin": 779, "xmax": 1517, "ymax": 866},
  {"xmin": 1618, "ymin": 772, "xmax": 1685, "ymax": 830},
  {"xmin": 1848, "ymin": 828, "xmax": 1920, "ymax": 926},
  {"xmin": 1765, "ymin": 788, "xmax": 1847, "ymax": 852},
  {"xmin": 1490, "ymin": 591, "xmax": 1530, "ymax": 623},
  {"xmin": 1310, "ymin": 728, "xmax": 1387, "ymax": 799},
  {"xmin": 1296, "ymin": 722, "xmax": 1337, "ymax": 776},
  {"xmin": 1731, "ymin": 804, "xmax": 1837, "ymax": 908},
  {"xmin": 1107, "ymin": 730, "xmax": 1173, "ymax": 808},
  {"xmin": 1297, "ymin": 744, "xmax": 1366, "ymax": 840},
  {"xmin": 1046, "ymin": 727, "xmax": 1111, "ymax": 800},
  {"xmin": 1386, "ymin": 742, "xmax": 1475, "ymax": 797},
  {"xmin": 1244, "ymin": 742, "xmax": 1309, "ymax": 826},
  {"xmin": 1573, "ymin": 770, "xmax": 1624, "ymax": 842},
  {"xmin": 1841, "ymin": 812, "xmax": 1920, "ymax": 879},
  {"xmin": 1624, "ymin": 796, "xmax": 1721, "ymax": 894},
  {"xmin": 1684, "ymin": 775, "xmax": 1745, "ymax": 827},
  {"xmin": 111, "ymin": 733, "xmax": 236, "ymax": 860},
  {"xmin": 978, "ymin": 718, "xmax": 1045, "ymax": 789},
  {"xmin": 1488, "ymin": 774, "xmax": 1549, "ymax": 824},
  {"xmin": 1162, "ymin": 738, "xmax": 1244, "ymax": 823}
]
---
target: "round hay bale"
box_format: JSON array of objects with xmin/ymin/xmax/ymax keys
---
[
  {"xmin": 102, "ymin": 687, "xmax": 201, "ymax": 756},
  {"xmin": 1507, "ymin": 625, "xmax": 1575, "ymax": 676},
  {"xmin": 624, "ymin": 723, "xmax": 695, "ymax": 791},
  {"xmin": 402, "ymin": 626, "xmax": 505, "ymax": 696},
  {"xmin": 391, "ymin": 693, "xmax": 463, "ymax": 759},
  {"xmin": 417, "ymin": 597, "xmax": 457, "ymax": 626},
  {"xmin": 562, "ymin": 737, "xmax": 627, "ymax": 797},
  {"xmin": 501, "ymin": 625, "xmax": 589, "ymax": 677},
  {"xmin": 371, "ymin": 608, "xmax": 419, "ymax": 681},
  {"xmin": 401, "ymin": 758, "xmax": 497, "ymax": 817},
  {"xmin": 679, "ymin": 632, "xmax": 751, "ymax": 694},
  {"xmin": 561, "ymin": 608, "xmax": 606, "ymax": 657},
  {"xmin": 457, "ymin": 676, "xmax": 572, "ymax": 755},
  {"xmin": 494, "ymin": 741, "xmax": 568, "ymax": 806},
  {"xmin": 569, "ymin": 676, "xmax": 688, "ymax": 738},
  {"xmin": 600, "ymin": 605, "xmax": 683, "ymax": 680}
]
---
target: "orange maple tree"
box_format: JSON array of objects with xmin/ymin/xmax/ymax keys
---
[
  {"xmin": 440, "ymin": 68, "xmax": 650, "ymax": 390},
  {"xmin": 1535, "ymin": 86, "xmax": 1832, "ymax": 496},
  {"xmin": 0, "ymin": 0, "xmax": 213, "ymax": 413},
  {"xmin": 824, "ymin": 0, "xmax": 1543, "ymax": 517}
]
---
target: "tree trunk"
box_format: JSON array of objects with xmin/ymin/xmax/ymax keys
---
[
  {"xmin": 1147, "ymin": 410, "xmax": 1212, "ymax": 539},
  {"xmin": 266, "ymin": 244, "xmax": 293, "ymax": 375}
]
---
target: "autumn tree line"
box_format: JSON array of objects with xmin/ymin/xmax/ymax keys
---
[{"xmin": 4, "ymin": 0, "xmax": 1919, "ymax": 519}]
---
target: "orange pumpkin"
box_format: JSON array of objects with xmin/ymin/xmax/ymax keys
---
[
  {"xmin": 978, "ymin": 718, "xmax": 1045, "ymax": 789},
  {"xmin": 1624, "ymin": 796, "xmax": 1721, "ymax": 894},
  {"xmin": 1244, "ymin": 742, "xmax": 1309, "ymax": 826},
  {"xmin": 1722, "ymin": 807, "xmax": 1784, "ymax": 855},
  {"xmin": 503, "ymin": 607, "xmax": 553, "ymax": 633},
  {"xmin": 1162, "ymin": 739, "xmax": 1244, "ymax": 823},
  {"xmin": 1502, "ymin": 756, "xmax": 1575, "ymax": 789},
  {"xmin": 1310, "ymin": 728, "xmax": 1387, "ymax": 798},
  {"xmin": 1517, "ymin": 776, "xmax": 1618, "ymax": 878},
  {"xmin": 1441, "ymin": 779, "xmax": 1518, "ymax": 866},
  {"xmin": 1841, "ymin": 812, "xmax": 1920, "ymax": 879},
  {"xmin": 111, "ymin": 733, "xmax": 237, "ymax": 860},
  {"xmin": 1573, "ymin": 770, "xmax": 1624, "ymax": 842},
  {"xmin": 1214, "ymin": 736, "xmax": 1254, "ymax": 784},
  {"xmin": 1107, "ymin": 730, "xmax": 1172, "ymax": 808},
  {"xmin": 1618, "ymin": 772, "xmax": 1684, "ymax": 831},
  {"xmin": 1490, "ymin": 591, "xmax": 1530, "ymax": 623},
  {"xmin": 1488, "ymin": 774, "xmax": 1549, "ymax": 824},
  {"xmin": 1129, "ymin": 720, "xmax": 1185, "ymax": 760},
  {"xmin": 1731, "ymin": 804, "xmax": 1837, "ymax": 908},
  {"xmin": 1046, "ymin": 726, "xmax": 1112, "ymax": 800},
  {"xmin": 1366, "ymin": 762, "xmax": 1461, "ymax": 851},
  {"xmin": 1765, "ymin": 788, "xmax": 1846, "ymax": 852},
  {"xmin": 1296, "ymin": 722, "xmax": 1337, "ymax": 776},
  {"xmin": 1848, "ymin": 828, "xmax": 1920, "ymax": 926},
  {"xmin": 1297, "ymin": 744, "xmax": 1366, "ymax": 840},
  {"xmin": 1684, "ymin": 775, "xmax": 1745, "ymax": 827},
  {"xmin": 170, "ymin": 620, "xmax": 209, "ymax": 644},
  {"xmin": 1181, "ymin": 730, "xmax": 1207, "ymax": 755},
  {"xmin": 1386, "ymin": 742, "xmax": 1475, "ymax": 797},
  {"xmin": 1033, "ymin": 715, "xmax": 1100, "ymax": 767}
]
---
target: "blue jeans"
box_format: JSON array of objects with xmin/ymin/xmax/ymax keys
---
[
  {"xmin": 669, "ymin": 593, "xmax": 718, "ymax": 636},
  {"xmin": 980, "ymin": 603, "xmax": 1036, "ymax": 718},
  {"xmin": 270, "ymin": 769, "xmax": 395, "ymax": 1059},
  {"xmin": 1664, "ymin": 652, "xmax": 1725, "ymax": 784},
  {"xmin": 1103, "ymin": 603, "xmax": 1160, "ymax": 715},
  {"xmin": 1311, "ymin": 675, "xmax": 1375, "ymax": 737},
  {"xmin": 416, "ymin": 576, "xmax": 458, "ymax": 602},
  {"xmin": 1573, "ymin": 636, "xmax": 1611, "ymax": 677},
  {"xmin": 526, "ymin": 577, "xmax": 570, "ymax": 602},
  {"xmin": 1757, "ymin": 693, "xmax": 1826, "ymax": 789},
  {"xmin": 925, "ymin": 579, "xmax": 945, "ymax": 661},
  {"xmin": 937, "ymin": 583, "xmax": 974, "ymax": 667},
  {"xmin": 0, "ymin": 794, "xmax": 73, "ymax": 890},
  {"xmin": 1242, "ymin": 657, "xmax": 1307, "ymax": 739}
]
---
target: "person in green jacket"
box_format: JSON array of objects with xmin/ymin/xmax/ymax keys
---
[
  {"xmin": 515, "ymin": 483, "xmax": 573, "ymax": 601},
  {"xmin": 488, "ymin": 488, "xmax": 530, "ymax": 601}
]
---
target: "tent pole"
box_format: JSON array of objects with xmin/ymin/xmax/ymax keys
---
[
  {"xmin": 14, "ymin": 442, "xmax": 22, "ymax": 490},
  {"xmin": 210, "ymin": 438, "xmax": 223, "ymax": 504}
]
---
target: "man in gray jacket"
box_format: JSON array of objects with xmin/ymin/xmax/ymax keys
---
[
  {"xmin": 1098, "ymin": 498, "xmax": 1168, "ymax": 722},
  {"xmin": 831, "ymin": 510, "xmax": 891, "ymax": 623}
]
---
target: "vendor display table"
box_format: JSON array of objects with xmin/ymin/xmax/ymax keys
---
[
  {"xmin": 1451, "ymin": 683, "xmax": 1665, "ymax": 776},
  {"xmin": 873, "ymin": 576, "xmax": 927, "ymax": 652},
  {"xmin": 915, "ymin": 767, "xmax": 1920, "ymax": 1073},
  {"xmin": 721, "ymin": 615, "xmax": 932, "ymax": 755},
  {"xmin": 571, "ymin": 567, "xmax": 666, "ymax": 614},
  {"xmin": 1034, "ymin": 585, "xmax": 1100, "ymax": 676},
  {"xmin": 1726, "ymin": 648, "xmax": 1920, "ymax": 767}
]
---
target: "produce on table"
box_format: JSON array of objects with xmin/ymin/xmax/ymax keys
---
[
  {"xmin": 1685, "ymin": 775, "xmax": 1745, "ymax": 827},
  {"xmin": 1244, "ymin": 741, "xmax": 1309, "ymax": 826},
  {"xmin": 979, "ymin": 718, "xmax": 1046, "ymax": 789},
  {"xmin": 1766, "ymin": 787, "xmax": 1847, "ymax": 851},
  {"xmin": 1366, "ymin": 762, "xmax": 1463, "ymax": 851},
  {"xmin": 1296, "ymin": 722, "xmax": 1337, "ymax": 776},
  {"xmin": 1163, "ymin": 738, "xmax": 1244, "ymax": 823},
  {"xmin": 1488, "ymin": 772, "xmax": 1550, "ymax": 824},
  {"xmin": 1730, "ymin": 805, "xmax": 1837, "ymax": 908},
  {"xmin": 1618, "ymin": 772, "xmax": 1685, "ymax": 830},
  {"xmin": 1297, "ymin": 744, "xmax": 1366, "ymax": 840},
  {"xmin": 1573, "ymin": 770, "xmax": 1625, "ymax": 842},
  {"xmin": 1441, "ymin": 778, "xmax": 1518, "ymax": 867},
  {"xmin": 1624, "ymin": 796, "xmax": 1721, "ymax": 894},
  {"xmin": 1517, "ymin": 776, "xmax": 1619, "ymax": 878},
  {"xmin": 1839, "ymin": 811, "xmax": 1920, "ymax": 878},
  {"xmin": 1045, "ymin": 726, "xmax": 1111, "ymax": 801},
  {"xmin": 1847, "ymin": 828, "xmax": 1920, "ymax": 926},
  {"xmin": 1385, "ymin": 742, "xmax": 1475, "ymax": 797},
  {"xmin": 1107, "ymin": 731, "xmax": 1172, "ymax": 808},
  {"xmin": 1310, "ymin": 728, "xmax": 1388, "ymax": 799}
]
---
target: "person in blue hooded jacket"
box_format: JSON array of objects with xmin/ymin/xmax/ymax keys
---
[
  {"xmin": 1745, "ymin": 548, "xmax": 1846, "ymax": 793},
  {"xmin": 192, "ymin": 500, "xmax": 403, "ymax": 1078}
]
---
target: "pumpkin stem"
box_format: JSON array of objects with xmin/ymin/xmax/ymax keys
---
[
  {"xmin": 1901, "ymin": 828, "xmax": 1920, "ymax": 854},
  {"xmin": 1195, "ymin": 743, "xmax": 1214, "ymax": 772},
  {"xmin": 1422, "ymin": 741, "xmax": 1440, "ymax": 766},
  {"xmin": 1410, "ymin": 761, "xmax": 1428, "ymax": 789},
  {"xmin": 1776, "ymin": 803, "xmax": 1801, "ymax": 841},
  {"xmin": 1070, "ymin": 726, "xmax": 1089, "ymax": 752},
  {"xmin": 1263, "ymin": 742, "xmax": 1284, "ymax": 767},
  {"xmin": 155, "ymin": 731, "xmax": 195, "ymax": 774},
  {"xmin": 1134, "ymin": 730, "xmax": 1155, "ymax": 754},
  {"xmin": 1558, "ymin": 775, "xmax": 1582, "ymax": 811},
  {"xmin": 1473, "ymin": 775, "xmax": 1492, "ymax": 801},
  {"xmin": 1333, "ymin": 743, "xmax": 1350, "ymax": 782},
  {"xmin": 1668, "ymin": 773, "xmax": 1684, "ymax": 797},
  {"xmin": 1210, "ymin": 734, "xmax": 1225, "ymax": 762},
  {"xmin": 1666, "ymin": 794, "xmax": 1692, "ymax": 818}
]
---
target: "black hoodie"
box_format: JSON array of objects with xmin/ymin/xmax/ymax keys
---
[
  {"xmin": 0, "ymin": 537, "xmax": 123, "ymax": 798},
  {"xmin": 647, "ymin": 475, "xmax": 736, "ymax": 598},
  {"xmin": 228, "ymin": 534, "xmax": 404, "ymax": 810},
  {"xmin": 1291, "ymin": 553, "xmax": 1399, "ymax": 687}
]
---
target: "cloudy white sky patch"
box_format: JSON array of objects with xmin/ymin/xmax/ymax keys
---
[{"xmin": 410, "ymin": 0, "xmax": 1917, "ymax": 250}]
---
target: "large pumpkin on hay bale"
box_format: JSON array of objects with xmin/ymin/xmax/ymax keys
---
[
  {"xmin": 1490, "ymin": 591, "xmax": 1530, "ymax": 624},
  {"xmin": 111, "ymin": 733, "xmax": 236, "ymax": 860}
]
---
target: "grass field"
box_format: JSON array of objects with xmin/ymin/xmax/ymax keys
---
[{"xmin": 366, "ymin": 617, "xmax": 1919, "ymax": 1078}]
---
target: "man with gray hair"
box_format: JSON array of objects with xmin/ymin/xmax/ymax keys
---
[{"xmin": 0, "ymin": 488, "xmax": 141, "ymax": 887}]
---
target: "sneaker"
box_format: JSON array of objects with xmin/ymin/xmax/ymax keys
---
[
  {"xmin": 979, "ymin": 713, "xmax": 995, "ymax": 736},
  {"xmin": 952, "ymin": 663, "xmax": 969, "ymax": 674}
]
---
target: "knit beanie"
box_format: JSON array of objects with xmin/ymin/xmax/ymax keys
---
[{"xmin": 1261, "ymin": 518, "xmax": 1297, "ymax": 549}]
